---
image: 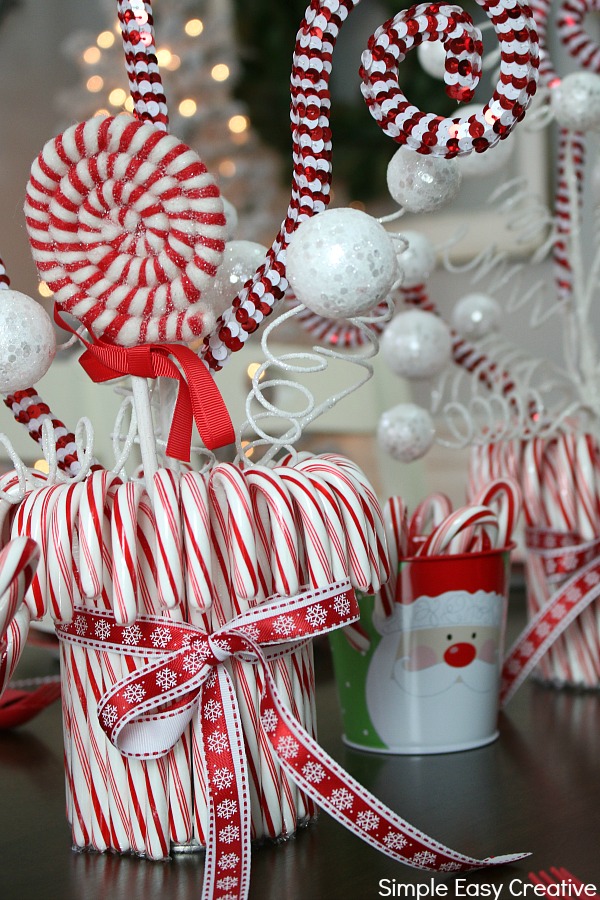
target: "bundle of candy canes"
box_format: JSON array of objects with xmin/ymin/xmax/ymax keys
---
[
  {"xmin": 380, "ymin": 478, "xmax": 521, "ymax": 615},
  {"xmin": 470, "ymin": 434, "xmax": 600, "ymax": 690},
  {"xmin": 0, "ymin": 0, "xmax": 542, "ymax": 895}
]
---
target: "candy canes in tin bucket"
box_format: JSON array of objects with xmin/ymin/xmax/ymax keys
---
[
  {"xmin": 330, "ymin": 480, "xmax": 521, "ymax": 754},
  {"xmin": 0, "ymin": 0, "xmax": 538, "ymax": 895}
]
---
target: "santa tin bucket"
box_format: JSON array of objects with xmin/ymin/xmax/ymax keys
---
[{"xmin": 329, "ymin": 546, "xmax": 513, "ymax": 754}]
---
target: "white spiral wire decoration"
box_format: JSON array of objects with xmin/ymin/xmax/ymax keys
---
[
  {"xmin": 430, "ymin": 144, "xmax": 599, "ymax": 447},
  {"xmin": 235, "ymin": 298, "xmax": 395, "ymax": 467}
]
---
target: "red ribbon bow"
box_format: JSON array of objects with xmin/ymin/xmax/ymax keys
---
[
  {"xmin": 56, "ymin": 581, "xmax": 527, "ymax": 900},
  {"xmin": 55, "ymin": 309, "xmax": 234, "ymax": 463}
]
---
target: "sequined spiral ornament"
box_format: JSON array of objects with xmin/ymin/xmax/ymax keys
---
[
  {"xmin": 24, "ymin": 114, "xmax": 226, "ymax": 347},
  {"xmin": 360, "ymin": 1, "xmax": 539, "ymax": 157}
]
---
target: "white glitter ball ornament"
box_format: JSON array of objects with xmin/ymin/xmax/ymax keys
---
[
  {"xmin": 417, "ymin": 40, "xmax": 447, "ymax": 79},
  {"xmin": 286, "ymin": 207, "xmax": 398, "ymax": 319},
  {"xmin": 381, "ymin": 309, "xmax": 452, "ymax": 380},
  {"xmin": 455, "ymin": 104, "xmax": 515, "ymax": 178},
  {"xmin": 452, "ymin": 293, "xmax": 501, "ymax": 339},
  {"xmin": 0, "ymin": 290, "xmax": 56, "ymax": 393},
  {"xmin": 377, "ymin": 403, "xmax": 435, "ymax": 462},
  {"xmin": 387, "ymin": 146, "xmax": 462, "ymax": 213},
  {"xmin": 395, "ymin": 231, "xmax": 437, "ymax": 289},
  {"xmin": 203, "ymin": 240, "xmax": 268, "ymax": 317},
  {"xmin": 551, "ymin": 72, "xmax": 600, "ymax": 132}
]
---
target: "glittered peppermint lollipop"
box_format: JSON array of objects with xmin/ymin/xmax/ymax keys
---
[
  {"xmin": 360, "ymin": 0, "xmax": 539, "ymax": 157},
  {"xmin": 24, "ymin": 114, "xmax": 226, "ymax": 347}
]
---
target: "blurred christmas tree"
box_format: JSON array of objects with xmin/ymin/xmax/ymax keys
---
[{"xmin": 58, "ymin": 0, "xmax": 282, "ymax": 241}]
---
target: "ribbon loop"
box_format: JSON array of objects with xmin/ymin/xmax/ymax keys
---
[{"xmin": 55, "ymin": 306, "xmax": 234, "ymax": 462}]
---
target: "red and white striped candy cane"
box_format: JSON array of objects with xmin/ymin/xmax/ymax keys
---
[
  {"xmin": 180, "ymin": 470, "xmax": 214, "ymax": 614},
  {"xmin": 47, "ymin": 481, "xmax": 86, "ymax": 623},
  {"xmin": 244, "ymin": 466, "xmax": 300, "ymax": 599},
  {"xmin": 152, "ymin": 468, "xmax": 185, "ymax": 612},
  {"xmin": 418, "ymin": 505, "xmax": 499, "ymax": 556},
  {"xmin": 0, "ymin": 537, "xmax": 40, "ymax": 695},
  {"xmin": 111, "ymin": 481, "xmax": 145, "ymax": 624}
]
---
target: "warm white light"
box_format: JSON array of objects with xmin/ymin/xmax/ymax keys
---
[
  {"xmin": 124, "ymin": 96, "xmax": 134, "ymax": 112},
  {"xmin": 228, "ymin": 114, "xmax": 248, "ymax": 134},
  {"xmin": 33, "ymin": 459, "xmax": 50, "ymax": 474},
  {"xmin": 185, "ymin": 18, "xmax": 204, "ymax": 36},
  {"xmin": 218, "ymin": 159, "xmax": 236, "ymax": 178},
  {"xmin": 97, "ymin": 30, "xmax": 115, "ymax": 49},
  {"xmin": 211, "ymin": 63, "xmax": 230, "ymax": 82},
  {"xmin": 38, "ymin": 281, "xmax": 53, "ymax": 298},
  {"xmin": 94, "ymin": 108, "xmax": 110, "ymax": 118},
  {"xmin": 179, "ymin": 98, "xmax": 197, "ymax": 117},
  {"xmin": 246, "ymin": 363, "xmax": 265, "ymax": 381},
  {"xmin": 156, "ymin": 48, "xmax": 173, "ymax": 68},
  {"xmin": 86, "ymin": 75, "xmax": 104, "ymax": 93},
  {"xmin": 108, "ymin": 88, "xmax": 128, "ymax": 107},
  {"xmin": 83, "ymin": 46, "xmax": 101, "ymax": 64},
  {"xmin": 165, "ymin": 54, "xmax": 181, "ymax": 71}
]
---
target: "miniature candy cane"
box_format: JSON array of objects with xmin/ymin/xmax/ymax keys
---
[
  {"xmin": 47, "ymin": 481, "xmax": 86, "ymax": 622},
  {"xmin": 244, "ymin": 466, "xmax": 300, "ymax": 598},
  {"xmin": 360, "ymin": 1, "xmax": 539, "ymax": 158},
  {"xmin": 11, "ymin": 482, "xmax": 65, "ymax": 619},
  {"xmin": 209, "ymin": 463, "xmax": 258, "ymax": 604},
  {"xmin": 78, "ymin": 469, "xmax": 122, "ymax": 603},
  {"xmin": 152, "ymin": 468, "xmax": 185, "ymax": 611},
  {"xmin": 418, "ymin": 505, "xmax": 499, "ymax": 556},
  {"xmin": 24, "ymin": 114, "xmax": 227, "ymax": 347},
  {"xmin": 409, "ymin": 492, "xmax": 453, "ymax": 551},
  {"xmin": 295, "ymin": 458, "xmax": 372, "ymax": 591},
  {"xmin": 472, "ymin": 477, "xmax": 521, "ymax": 548},
  {"xmin": 380, "ymin": 495, "xmax": 408, "ymax": 618},
  {"xmin": 180, "ymin": 471, "xmax": 214, "ymax": 613},
  {"xmin": 110, "ymin": 481, "xmax": 145, "ymax": 624},
  {"xmin": 0, "ymin": 537, "xmax": 40, "ymax": 695}
]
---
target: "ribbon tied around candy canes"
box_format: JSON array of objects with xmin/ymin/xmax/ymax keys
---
[
  {"xmin": 56, "ymin": 580, "xmax": 527, "ymax": 900},
  {"xmin": 501, "ymin": 528, "xmax": 600, "ymax": 704}
]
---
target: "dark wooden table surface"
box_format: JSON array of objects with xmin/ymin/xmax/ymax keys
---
[{"xmin": 1, "ymin": 592, "xmax": 599, "ymax": 900}]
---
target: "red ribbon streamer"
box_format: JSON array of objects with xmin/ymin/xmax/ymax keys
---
[
  {"xmin": 56, "ymin": 581, "xmax": 527, "ymax": 900},
  {"xmin": 54, "ymin": 308, "xmax": 234, "ymax": 462}
]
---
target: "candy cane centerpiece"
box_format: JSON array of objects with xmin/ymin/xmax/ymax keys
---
[{"xmin": 0, "ymin": 0, "xmax": 540, "ymax": 896}]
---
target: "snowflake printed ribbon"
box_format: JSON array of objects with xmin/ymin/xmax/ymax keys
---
[
  {"xmin": 56, "ymin": 580, "xmax": 528, "ymax": 900},
  {"xmin": 500, "ymin": 529, "xmax": 600, "ymax": 705}
]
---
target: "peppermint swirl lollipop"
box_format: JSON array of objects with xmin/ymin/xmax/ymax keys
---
[
  {"xmin": 360, "ymin": 1, "xmax": 539, "ymax": 157},
  {"xmin": 24, "ymin": 114, "xmax": 226, "ymax": 347}
]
